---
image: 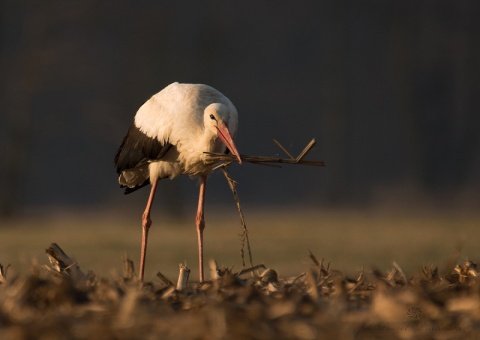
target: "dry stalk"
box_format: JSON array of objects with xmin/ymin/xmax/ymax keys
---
[
  {"xmin": 237, "ymin": 264, "xmax": 266, "ymax": 276},
  {"xmin": 156, "ymin": 271, "xmax": 175, "ymax": 286},
  {"xmin": 123, "ymin": 253, "xmax": 136, "ymax": 279},
  {"xmin": 309, "ymin": 250, "xmax": 331, "ymax": 282},
  {"xmin": 392, "ymin": 261, "xmax": 407, "ymax": 284},
  {"xmin": 306, "ymin": 269, "xmax": 319, "ymax": 300},
  {"xmin": 309, "ymin": 250, "xmax": 321, "ymax": 280},
  {"xmin": 221, "ymin": 167, "xmax": 254, "ymax": 272},
  {"xmin": 291, "ymin": 272, "xmax": 307, "ymax": 285},
  {"xmin": 209, "ymin": 260, "xmax": 220, "ymax": 280},
  {"xmin": 176, "ymin": 263, "xmax": 190, "ymax": 290},
  {"xmin": 45, "ymin": 243, "xmax": 90, "ymax": 287},
  {"xmin": 347, "ymin": 267, "xmax": 365, "ymax": 295}
]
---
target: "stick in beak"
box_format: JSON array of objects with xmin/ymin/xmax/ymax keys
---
[{"xmin": 216, "ymin": 123, "xmax": 242, "ymax": 164}]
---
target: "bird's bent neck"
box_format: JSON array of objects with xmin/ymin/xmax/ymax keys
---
[{"xmin": 201, "ymin": 129, "xmax": 223, "ymax": 153}]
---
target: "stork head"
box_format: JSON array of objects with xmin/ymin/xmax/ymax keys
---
[{"xmin": 204, "ymin": 103, "xmax": 241, "ymax": 164}]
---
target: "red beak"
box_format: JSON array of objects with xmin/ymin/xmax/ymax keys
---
[{"xmin": 216, "ymin": 123, "xmax": 242, "ymax": 164}]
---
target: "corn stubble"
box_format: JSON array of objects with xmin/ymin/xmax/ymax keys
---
[{"xmin": 0, "ymin": 243, "xmax": 479, "ymax": 339}]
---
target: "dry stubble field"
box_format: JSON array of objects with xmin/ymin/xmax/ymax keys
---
[{"xmin": 0, "ymin": 208, "xmax": 480, "ymax": 339}]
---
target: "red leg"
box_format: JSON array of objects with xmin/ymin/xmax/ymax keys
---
[
  {"xmin": 195, "ymin": 176, "xmax": 207, "ymax": 282},
  {"xmin": 139, "ymin": 179, "xmax": 159, "ymax": 281}
]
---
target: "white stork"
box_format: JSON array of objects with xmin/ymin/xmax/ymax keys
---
[{"xmin": 114, "ymin": 82, "xmax": 241, "ymax": 282}]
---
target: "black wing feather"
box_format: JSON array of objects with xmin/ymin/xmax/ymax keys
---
[{"xmin": 114, "ymin": 121, "xmax": 172, "ymax": 174}]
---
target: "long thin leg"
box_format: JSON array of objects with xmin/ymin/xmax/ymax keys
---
[
  {"xmin": 139, "ymin": 179, "xmax": 159, "ymax": 281},
  {"xmin": 195, "ymin": 176, "xmax": 207, "ymax": 282}
]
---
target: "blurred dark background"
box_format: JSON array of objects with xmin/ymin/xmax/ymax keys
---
[{"xmin": 1, "ymin": 1, "xmax": 479, "ymax": 218}]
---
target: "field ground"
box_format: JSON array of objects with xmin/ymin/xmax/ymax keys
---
[
  {"xmin": 1, "ymin": 207, "xmax": 480, "ymax": 339},
  {"xmin": 1, "ymin": 207, "xmax": 479, "ymax": 281}
]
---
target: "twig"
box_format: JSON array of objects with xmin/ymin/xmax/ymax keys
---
[
  {"xmin": 205, "ymin": 153, "xmax": 325, "ymax": 167},
  {"xmin": 295, "ymin": 138, "xmax": 317, "ymax": 162},
  {"xmin": 204, "ymin": 138, "xmax": 325, "ymax": 168},
  {"xmin": 273, "ymin": 139, "xmax": 295, "ymax": 159}
]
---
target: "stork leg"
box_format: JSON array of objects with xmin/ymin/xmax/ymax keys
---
[
  {"xmin": 139, "ymin": 179, "xmax": 159, "ymax": 281},
  {"xmin": 195, "ymin": 175, "xmax": 207, "ymax": 282}
]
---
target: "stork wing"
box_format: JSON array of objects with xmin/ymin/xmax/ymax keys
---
[{"xmin": 114, "ymin": 121, "xmax": 172, "ymax": 174}]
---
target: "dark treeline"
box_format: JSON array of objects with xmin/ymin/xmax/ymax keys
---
[{"xmin": 1, "ymin": 1, "xmax": 479, "ymax": 216}]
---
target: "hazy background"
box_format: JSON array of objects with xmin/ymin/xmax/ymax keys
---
[
  {"xmin": 1, "ymin": 1, "xmax": 480, "ymax": 278},
  {"xmin": 2, "ymin": 0, "xmax": 479, "ymax": 217}
]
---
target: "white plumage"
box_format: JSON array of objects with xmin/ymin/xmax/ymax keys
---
[{"xmin": 115, "ymin": 82, "xmax": 241, "ymax": 281}]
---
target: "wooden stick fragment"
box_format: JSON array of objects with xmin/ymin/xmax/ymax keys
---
[
  {"xmin": 45, "ymin": 243, "xmax": 89, "ymax": 286},
  {"xmin": 209, "ymin": 260, "xmax": 220, "ymax": 280},
  {"xmin": 176, "ymin": 263, "xmax": 190, "ymax": 290}
]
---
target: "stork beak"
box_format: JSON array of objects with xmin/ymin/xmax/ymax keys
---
[{"xmin": 216, "ymin": 123, "xmax": 242, "ymax": 164}]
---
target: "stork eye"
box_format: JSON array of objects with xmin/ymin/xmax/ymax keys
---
[{"xmin": 209, "ymin": 114, "xmax": 216, "ymax": 120}]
